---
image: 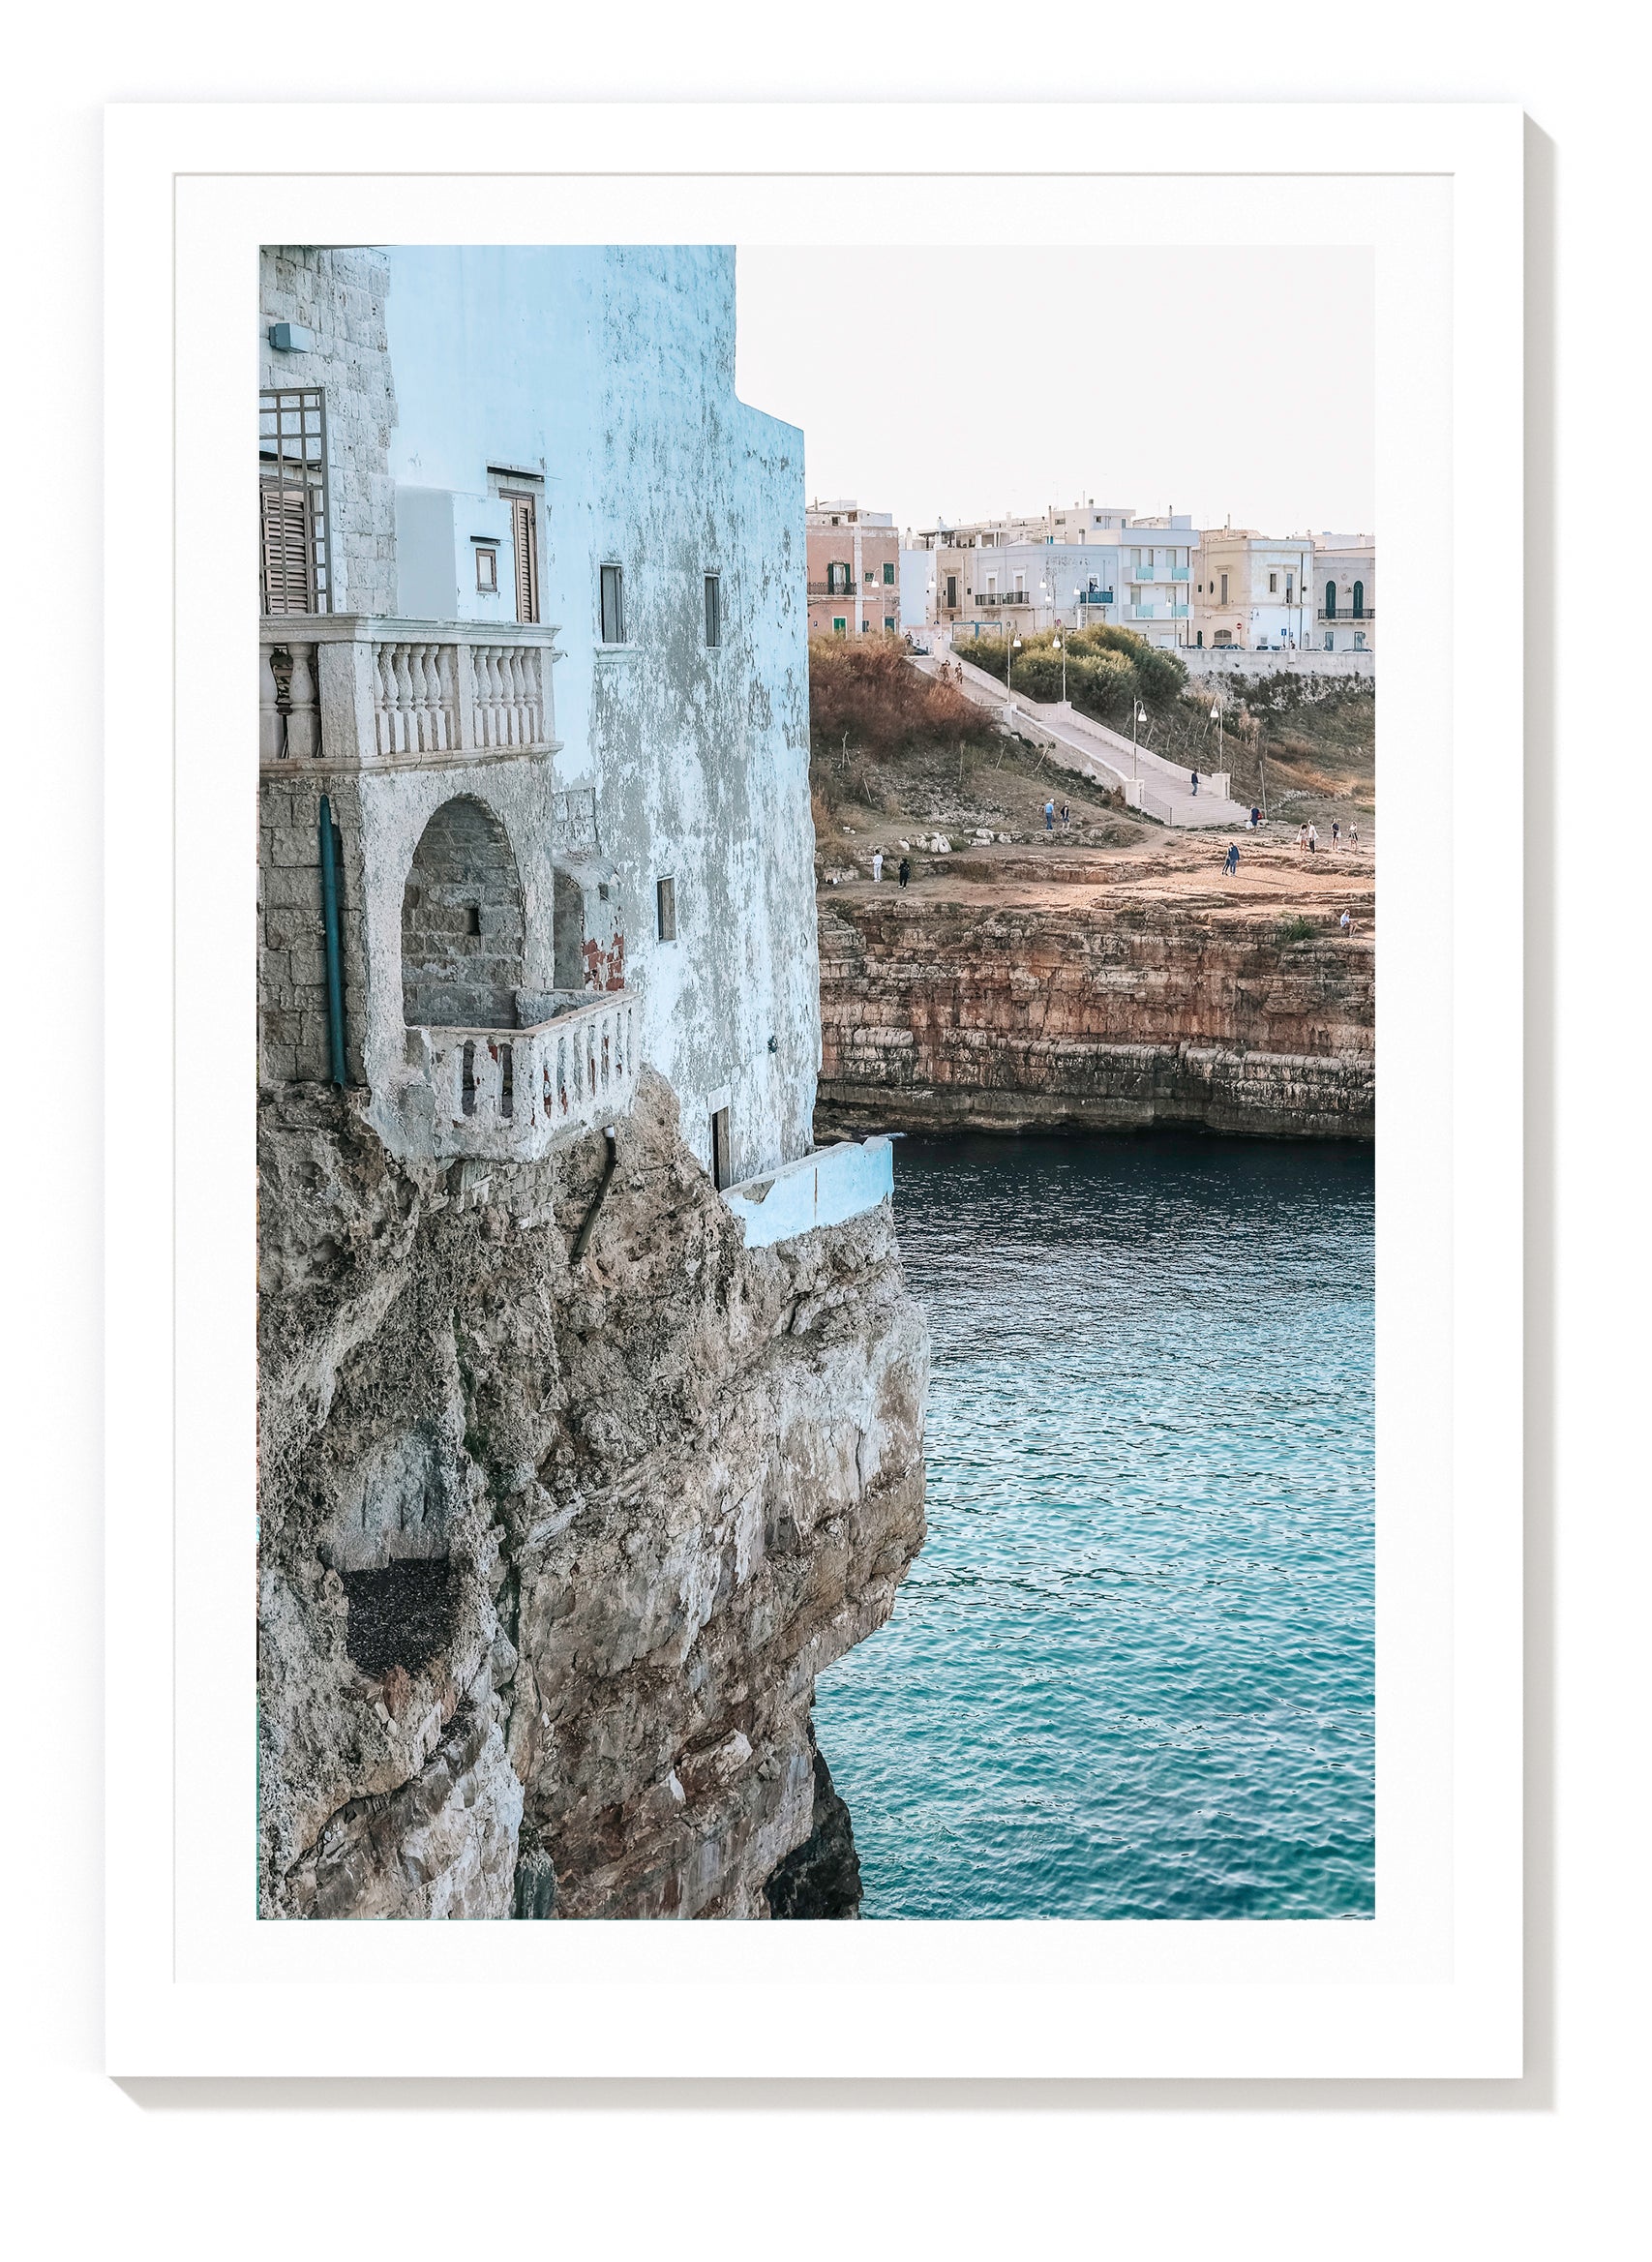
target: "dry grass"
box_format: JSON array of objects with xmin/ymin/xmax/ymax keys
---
[{"xmin": 808, "ymin": 634, "xmax": 995, "ymax": 761}]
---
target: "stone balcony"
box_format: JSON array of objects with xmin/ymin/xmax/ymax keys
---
[
  {"xmin": 393, "ymin": 988, "xmax": 641, "ymax": 1163},
  {"xmin": 259, "ymin": 615, "xmax": 561, "ymax": 771}
]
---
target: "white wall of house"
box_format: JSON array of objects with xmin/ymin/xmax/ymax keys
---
[
  {"xmin": 261, "ymin": 245, "xmax": 818, "ymax": 1189},
  {"xmin": 1192, "ymin": 530, "xmax": 1316, "ymax": 652}
]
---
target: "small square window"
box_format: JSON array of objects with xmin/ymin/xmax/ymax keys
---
[
  {"xmin": 600, "ymin": 562, "xmax": 626, "ymax": 644},
  {"xmin": 475, "ymin": 545, "xmax": 498, "ymax": 592},
  {"xmin": 656, "ymin": 875, "xmax": 677, "ymax": 943}
]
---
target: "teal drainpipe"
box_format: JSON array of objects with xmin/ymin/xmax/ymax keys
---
[{"xmin": 317, "ymin": 794, "xmax": 347, "ymax": 1087}]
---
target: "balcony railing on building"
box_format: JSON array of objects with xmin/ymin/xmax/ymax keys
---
[
  {"xmin": 405, "ymin": 988, "xmax": 640, "ymax": 1162},
  {"xmin": 1077, "ymin": 588, "xmax": 1115, "ymax": 607},
  {"xmin": 1316, "ymin": 607, "xmax": 1375, "ymax": 623},
  {"xmin": 259, "ymin": 616, "xmax": 560, "ymax": 768}
]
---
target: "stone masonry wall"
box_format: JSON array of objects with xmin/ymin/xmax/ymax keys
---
[
  {"xmin": 259, "ymin": 247, "xmax": 399, "ymax": 618},
  {"xmin": 815, "ymin": 888, "xmax": 1375, "ymax": 1142},
  {"xmin": 257, "ymin": 769, "xmax": 370, "ymax": 1088}
]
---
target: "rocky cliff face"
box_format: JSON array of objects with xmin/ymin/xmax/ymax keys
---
[
  {"xmin": 256, "ymin": 1068, "xmax": 928, "ymax": 1919},
  {"xmin": 816, "ymin": 877, "xmax": 1374, "ymax": 1141}
]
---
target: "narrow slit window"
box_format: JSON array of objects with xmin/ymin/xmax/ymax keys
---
[
  {"xmin": 508, "ymin": 494, "xmax": 539, "ymax": 623},
  {"xmin": 656, "ymin": 875, "xmax": 677, "ymax": 943},
  {"xmin": 704, "ymin": 572, "xmax": 721, "ymax": 647},
  {"xmin": 600, "ymin": 563, "xmax": 626, "ymax": 644}
]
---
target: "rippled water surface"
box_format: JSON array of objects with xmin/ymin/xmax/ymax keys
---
[{"xmin": 812, "ymin": 1132, "xmax": 1375, "ymax": 1920}]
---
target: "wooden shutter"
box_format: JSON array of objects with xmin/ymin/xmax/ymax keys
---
[
  {"xmin": 260, "ymin": 478, "xmax": 315, "ymax": 613},
  {"xmin": 511, "ymin": 496, "xmax": 538, "ymax": 623}
]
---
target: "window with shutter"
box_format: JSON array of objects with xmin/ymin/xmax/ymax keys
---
[
  {"xmin": 507, "ymin": 494, "xmax": 539, "ymax": 622},
  {"xmin": 258, "ymin": 387, "xmax": 330, "ymax": 615},
  {"xmin": 704, "ymin": 573, "xmax": 721, "ymax": 647}
]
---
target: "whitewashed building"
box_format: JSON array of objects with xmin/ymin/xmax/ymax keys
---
[
  {"xmin": 909, "ymin": 502, "xmax": 1192, "ymax": 647},
  {"xmin": 1314, "ymin": 532, "xmax": 1376, "ymax": 651},
  {"xmin": 257, "ymin": 244, "xmax": 846, "ymax": 1205},
  {"xmin": 1191, "ymin": 528, "xmax": 1316, "ymax": 653}
]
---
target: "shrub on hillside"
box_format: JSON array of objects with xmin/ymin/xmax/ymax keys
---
[
  {"xmin": 809, "ymin": 633, "xmax": 989, "ymax": 758},
  {"xmin": 956, "ymin": 624, "xmax": 1186, "ymax": 722}
]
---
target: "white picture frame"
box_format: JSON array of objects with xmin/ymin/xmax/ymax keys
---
[{"xmin": 104, "ymin": 99, "xmax": 1522, "ymax": 2078}]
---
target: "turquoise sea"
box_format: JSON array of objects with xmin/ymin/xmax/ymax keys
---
[{"xmin": 812, "ymin": 1131, "xmax": 1376, "ymax": 1920}]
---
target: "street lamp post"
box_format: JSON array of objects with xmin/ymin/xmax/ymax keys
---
[
  {"xmin": 1131, "ymin": 698, "xmax": 1146, "ymax": 781},
  {"xmin": 1007, "ymin": 631, "xmax": 1023, "ymax": 700}
]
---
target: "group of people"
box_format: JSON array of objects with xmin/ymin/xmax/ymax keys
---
[
  {"xmin": 869, "ymin": 849, "xmax": 912, "ymax": 888},
  {"xmin": 1043, "ymin": 799, "xmax": 1072, "ymax": 833}
]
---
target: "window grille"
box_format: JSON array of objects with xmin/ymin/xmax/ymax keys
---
[
  {"xmin": 600, "ymin": 562, "xmax": 626, "ymax": 644},
  {"xmin": 259, "ymin": 387, "xmax": 330, "ymax": 614},
  {"xmin": 704, "ymin": 572, "xmax": 721, "ymax": 648}
]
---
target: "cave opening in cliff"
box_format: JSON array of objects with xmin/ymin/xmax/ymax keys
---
[{"xmin": 343, "ymin": 1556, "xmax": 458, "ymax": 1678}]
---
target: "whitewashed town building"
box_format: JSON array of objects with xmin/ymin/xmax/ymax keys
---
[{"xmin": 258, "ymin": 244, "xmax": 884, "ymax": 1227}]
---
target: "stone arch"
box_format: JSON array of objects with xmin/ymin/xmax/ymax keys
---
[{"xmin": 401, "ymin": 795, "xmax": 526, "ymax": 1028}]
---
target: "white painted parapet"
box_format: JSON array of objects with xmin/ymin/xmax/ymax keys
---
[
  {"xmin": 724, "ymin": 1137, "xmax": 894, "ymax": 1249},
  {"xmin": 388, "ymin": 988, "xmax": 640, "ymax": 1163},
  {"xmin": 259, "ymin": 616, "xmax": 561, "ymax": 770}
]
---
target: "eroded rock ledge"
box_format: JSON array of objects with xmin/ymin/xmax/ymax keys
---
[
  {"xmin": 815, "ymin": 884, "xmax": 1374, "ymax": 1142},
  {"xmin": 257, "ymin": 1067, "xmax": 928, "ymax": 1919}
]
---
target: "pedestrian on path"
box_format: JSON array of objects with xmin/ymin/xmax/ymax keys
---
[
  {"xmin": 1298, "ymin": 823, "xmax": 1308, "ymax": 853},
  {"xmin": 1189, "ymin": 769, "xmax": 1199, "ymax": 797},
  {"xmin": 872, "ymin": 849, "xmax": 884, "ymax": 883},
  {"xmin": 1339, "ymin": 909, "xmax": 1353, "ymax": 937},
  {"xmin": 1250, "ymin": 805, "xmax": 1261, "ymax": 829},
  {"xmin": 1225, "ymin": 842, "xmax": 1240, "ymax": 876},
  {"xmin": 1332, "ymin": 820, "xmax": 1340, "ymax": 849},
  {"xmin": 898, "ymin": 856, "xmax": 911, "ymax": 888},
  {"xmin": 1045, "ymin": 799, "xmax": 1056, "ymax": 832},
  {"xmin": 1308, "ymin": 823, "xmax": 1318, "ymax": 854},
  {"xmin": 1060, "ymin": 801, "xmax": 1070, "ymax": 830},
  {"xmin": 1351, "ymin": 823, "xmax": 1361, "ymax": 849}
]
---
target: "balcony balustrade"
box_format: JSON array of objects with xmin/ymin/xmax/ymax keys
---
[
  {"xmin": 259, "ymin": 616, "xmax": 559, "ymax": 769},
  {"xmin": 406, "ymin": 987, "xmax": 640, "ymax": 1162},
  {"xmin": 1077, "ymin": 588, "xmax": 1116, "ymax": 607},
  {"xmin": 1316, "ymin": 607, "xmax": 1375, "ymax": 623}
]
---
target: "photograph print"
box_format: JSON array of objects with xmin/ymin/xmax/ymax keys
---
[{"xmin": 255, "ymin": 238, "xmax": 1374, "ymax": 1922}]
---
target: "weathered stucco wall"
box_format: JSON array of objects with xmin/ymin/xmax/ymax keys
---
[
  {"xmin": 383, "ymin": 246, "xmax": 819, "ymax": 1188},
  {"xmin": 257, "ymin": 1071, "xmax": 928, "ymax": 1919},
  {"xmin": 815, "ymin": 889, "xmax": 1375, "ymax": 1141}
]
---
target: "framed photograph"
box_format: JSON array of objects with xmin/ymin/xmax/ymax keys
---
[{"xmin": 105, "ymin": 100, "xmax": 1522, "ymax": 2077}]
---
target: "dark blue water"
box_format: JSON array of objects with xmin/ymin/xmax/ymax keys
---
[{"xmin": 813, "ymin": 1132, "xmax": 1375, "ymax": 1920}]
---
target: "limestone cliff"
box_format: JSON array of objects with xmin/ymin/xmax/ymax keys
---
[
  {"xmin": 256, "ymin": 1068, "xmax": 928, "ymax": 1919},
  {"xmin": 816, "ymin": 868, "xmax": 1374, "ymax": 1142}
]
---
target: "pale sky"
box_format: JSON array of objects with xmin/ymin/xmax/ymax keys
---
[{"xmin": 736, "ymin": 245, "xmax": 1374, "ymax": 539}]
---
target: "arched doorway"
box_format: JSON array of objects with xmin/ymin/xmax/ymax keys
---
[{"xmin": 401, "ymin": 795, "xmax": 526, "ymax": 1028}]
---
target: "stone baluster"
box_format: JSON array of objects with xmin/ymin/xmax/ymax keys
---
[
  {"xmin": 286, "ymin": 644, "xmax": 319, "ymax": 759},
  {"xmin": 259, "ymin": 645, "xmax": 284, "ymax": 762},
  {"xmin": 373, "ymin": 646, "xmax": 396, "ymax": 758},
  {"xmin": 436, "ymin": 645, "xmax": 457, "ymax": 750},
  {"xmin": 507, "ymin": 648, "xmax": 526, "ymax": 744},
  {"xmin": 393, "ymin": 645, "xmax": 416, "ymax": 755},
  {"xmin": 405, "ymin": 645, "xmax": 427, "ymax": 753}
]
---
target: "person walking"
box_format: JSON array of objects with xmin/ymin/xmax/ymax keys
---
[
  {"xmin": 1298, "ymin": 823, "xmax": 1307, "ymax": 854},
  {"xmin": 1250, "ymin": 805, "xmax": 1261, "ymax": 829},
  {"xmin": 1307, "ymin": 823, "xmax": 1317, "ymax": 855},
  {"xmin": 872, "ymin": 849, "xmax": 884, "ymax": 884},
  {"xmin": 1044, "ymin": 799, "xmax": 1056, "ymax": 833},
  {"xmin": 897, "ymin": 856, "xmax": 911, "ymax": 889},
  {"xmin": 1189, "ymin": 768, "xmax": 1199, "ymax": 797},
  {"xmin": 1060, "ymin": 800, "xmax": 1070, "ymax": 830},
  {"xmin": 1331, "ymin": 820, "xmax": 1340, "ymax": 850},
  {"xmin": 1225, "ymin": 842, "xmax": 1240, "ymax": 876}
]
